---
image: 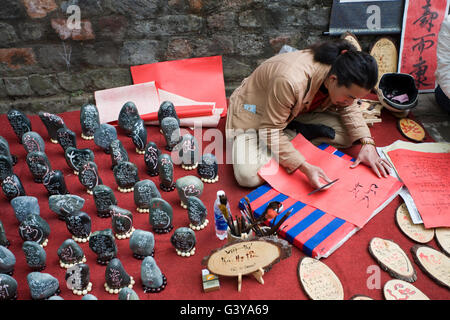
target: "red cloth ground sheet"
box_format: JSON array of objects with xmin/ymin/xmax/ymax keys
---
[{"xmin": 0, "ymin": 108, "xmax": 448, "ymax": 300}]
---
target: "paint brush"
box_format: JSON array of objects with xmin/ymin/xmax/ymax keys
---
[{"xmin": 307, "ymin": 178, "xmax": 339, "ymax": 196}]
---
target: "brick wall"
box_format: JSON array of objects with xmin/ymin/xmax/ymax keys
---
[{"xmin": 0, "ymin": 0, "xmax": 389, "ymax": 114}]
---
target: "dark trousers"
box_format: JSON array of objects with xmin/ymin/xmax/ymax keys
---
[{"xmin": 435, "ymin": 85, "xmax": 450, "ymax": 114}]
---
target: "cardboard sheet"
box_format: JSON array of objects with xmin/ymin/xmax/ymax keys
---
[{"xmin": 258, "ymin": 134, "xmax": 403, "ymax": 228}]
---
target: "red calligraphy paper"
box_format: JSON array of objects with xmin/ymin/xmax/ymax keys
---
[
  {"xmin": 258, "ymin": 134, "xmax": 403, "ymax": 228},
  {"xmin": 398, "ymin": 0, "xmax": 450, "ymax": 92},
  {"xmin": 387, "ymin": 149, "xmax": 450, "ymax": 228}
]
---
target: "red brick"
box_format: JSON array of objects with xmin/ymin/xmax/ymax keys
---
[
  {"xmin": 51, "ymin": 18, "xmax": 95, "ymax": 41},
  {"xmin": 0, "ymin": 48, "xmax": 36, "ymax": 70},
  {"xmin": 22, "ymin": 0, "xmax": 57, "ymax": 18}
]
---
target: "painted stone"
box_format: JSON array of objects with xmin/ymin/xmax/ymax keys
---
[
  {"xmin": 158, "ymin": 101, "xmax": 179, "ymax": 126},
  {"xmin": 161, "ymin": 117, "xmax": 181, "ymax": 151},
  {"xmin": 22, "ymin": 131, "xmax": 45, "ymax": 154},
  {"xmin": 118, "ymin": 101, "xmax": 141, "ymax": 136},
  {"xmin": 104, "ymin": 258, "xmax": 135, "ymax": 294},
  {"xmin": 144, "ymin": 141, "xmax": 161, "ymax": 176},
  {"xmin": 18, "ymin": 215, "xmax": 50, "ymax": 247},
  {"xmin": 0, "ymin": 220, "xmax": 9, "ymax": 248},
  {"xmin": 65, "ymin": 211, "xmax": 91, "ymax": 243},
  {"xmin": 48, "ymin": 194, "xmax": 85, "ymax": 221},
  {"xmin": 22, "ymin": 241, "xmax": 46, "ymax": 271},
  {"xmin": 0, "ymin": 137, "xmax": 16, "ymax": 166},
  {"xmin": 118, "ymin": 287, "xmax": 140, "ymax": 300},
  {"xmin": 158, "ymin": 153, "xmax": 175, "ymax": 191},
  {"xmin": 57, "ymin": 239, "xmax": 86, "ymax": 269},
  {"xmin": 66, "ymin": 263, "xmax": 92, "ymax": 295},
  {"xmin": 0, "ymin": 155, "xmax": 13, "ymax": 182},
  {"xmin": 141, "ymin": 256, "xmax": 167, "ymax": 293},
  {"xmin": 81, "ymin": 294, "xmax": 98, "ymax": 300},
  {"xmin": 0, "ymin": 245, "xmax": 16, "ymax": 275},
  {"xmin": 80, "ymin": 103, "xmax": 100, "ymax": 140},
  {"xmin": 175, "ymin": 175, "xmax": 203, "ymax": 209},
  {"xmin": 131, "ymin": 118, "xmax": 147, "ymax": 154},
  {"xmin": 170, "ymin": 227, "xmax": 196, "ymax": 257},
  {"xmin": 2, "ymin": 174, "xmax": 26, "ymax": 201},
  {"xmin": 110, "ymin": 205, "xmax": 135, "ymax": 239},
  {"xmin": 56, "ymin": 127, "xmax": 77, "ymax": 151},
  {"xmin": 177, "ymin": 134, "xmax": 200, "ymax": 170},
  {"xmin": 149, "ymin": 198, "xmax": 173, "ymax": 234},
  {"xmin": 94, "ymin": 123, "xmax": 117, "ymax": 153},
  {"xmin": 113, "ymin": 161, "xmax": 139, "ymax": 193},
  {"xmin": 38, "ymin": 111, "xmax": 66, "ymax": 143},
  {"xmin": 134, "ymin": 179, "xmax": 161, "ymax": 213},
  {"xmin": 92, "ymin": 185, "xmax": 117, "ymax": 218},
  {"xmin": 43, "ymin": 170, "xmax": 69, "ymax": 196},
  {"xmin": 78, "ymin": 161, "xmax": 102, "ymax": 194},
  {"xmin": 187, "ymin": 196, "xmax": 209, "ymax": 231},
  {"xmin": 0, "ymin": 274, "xmax": 17, "ymax": 300},
  {"xmin": 11, "ymin": 196, "xmax": 40, "ymax": 223},
  {"xmin": 26, "ymin": 272, "xmax": 60, "ymax": 300},
  {"xmin": 64, "ymin": 147, "xmax": 95, "ymax": 174},
  {"xmin": 89, "ymin": 229, "xmax": 117, "ymax": 265},
  {"xmin": 198, "ymin": 153, "xmax": 219, "ymax": 183},
  {"xmin": 109, "ymin": 139, "xmax": 129, "ymax": 170},
  {"xmin": 7, "ymin": 109, "xmax": 31, "ymax": 143},
  {"xmin": 129, "ymin": 229, "xmax": 155, "ymax": 259},
  {"xmin": 26, "ymin": 151, "xmax": 51, "ymax": 183}
]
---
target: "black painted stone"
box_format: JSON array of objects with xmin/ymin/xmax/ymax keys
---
[
  {"xmin": 0, "ymin": 274, "xmax": 17, "ymax": 300},
  {"xmin": 22, "ymin": 241, "xmax": 46, "ymax": 271},
  {"xmin": 64, "ymin": 147, "xmax": 95, "ymax": 174},
  {"xmin": 0, "ymin": 137, "xmax": 15, "ymax": 166},
  {"xmin": 113, "ymin": 161, "xmax": 139, "ymax": 190},
  {"xmin": 22, "ymin": 131, "xmax": 45, "ymax": 154},
  {"xmin": 78, "ymin": 161, "xmax": 102, "ymax": 193},
  {"xmin": 0, "ymin": 245, "xmax": 15, "ymax": 275},
  {"xmin": 105, "ymin": 258, "xmax": 132, "ymax": 290},
  {"xmin": 197, "ymin": 153, "xmax": 219, "ymax": 180},
  {"xmin": 7, "ymin": 109, "xmax": 31, "ymax": 143},
  {"xmin": 11, "ymin": 196, "xmax": 39, "ymax": 223},
  {"xmin": 58, "ymin": 239, "xmax": 85, "ymax": 265},
  {"xmin": 158, "ymin": 101, "xmax": 180, "ymax": 126},
  {"xmin": 0, "ymin": 220, "xmax": 9, "ymax": 248},
  {"xmin": 89, "ymin": 229, "xmax": 117, "ymax": 265},
  {"xmin": 18, "ymin": 214, "xmax": 50, "ymax": 245},
  {"xmin": 133, "ymin": 180, "xmax": 161, "ymax": 210},
  {"xmin": 48, "ymin": 194, "xmax": 85, "ymax": 221},
  {"xmin": 66, "ymin": 263, "xmax": 90, "ymax": 292},
  {"xmin": 1, "ymin": 174, "xmax": 26, "ymax": 201},
  {"xmin": 38, "ymin": 111, "xmax": 66, "ymax": 142},
  {"xmin": 80, "ymin": 103, "xmax": 100, "ymax": 138},
  {"xmin": 92, "ymin": 185, "xmax": 117, "ymax": 218},
  {"xmin": 109, "ymin": 139, "xmax": 128, "ymax": 170},
  {"xmin": 131, "ymin": 118, "xmax": 147, "ymax": 152},
  {"xmin": 149, "ymin": 198, "xmax": 173, "ymax": 234},
  {"xmin": 118, "ymin": 101, "xmax": 141, "ymax": 135},
  {"xmin": 129, "ymin": 229, "xmax": 155, "ymax": 259},
  {"xmin": 93, "ymin": 123, "xmax": 117, "ymax": 153},
  {"xmin": 161, "ymin": 117, "xmax": 181, "ymax": 151},
  {"xmin": 118, "ymin": 287, "xmax": 139, "ymax": 300},
  {"xmin": 144, "ymin": 141, "xmax": 160, "ymax": 176},
  {"xmin": 0, "ymin": 155, "xmax": 13, "ymax": 182},
  {"xmin": 65, "ymin": 211, "xmax": 91, "ymax": 240},
  {"xmin": 43, "ymin": 170, "xmax": 69, "ymax": 196},
  {"xmin": 158, "ymin": 154, "xmax": 175, "ymax": 191},
  {"xmin": 26, "ymin": 151, "xmax": 51, "ymax": 183},
  {"xmin": 141, "ymin": 256, "xmax": 167, "ymax": 293},
  {"xmin": 56, "ymin": 127, "xmax": 77, "ymax": 151},
  {"xmin": 187, "ymin": 196, "xmax": 208, "ymax": 227},
  {"xmin": 26, "ymin": 272, "xmax": 60, "ymax": 300},
  {"xmin": 176, "ymin": 134, "xmax": 200, "ymax": 167},
  {"xmin": 110, "ymin": 205, "xmax": 133, "ymax": 236},
  {"xmin": 175, "ymin": 175, "xmax": 203, "ymax": 206},
  {"xmin": 170, "ymin": 227, "xmax": 196, "ymax": 253}
]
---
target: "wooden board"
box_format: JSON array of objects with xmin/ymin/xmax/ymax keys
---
[
  {"xmin": 368, "ymin": 237, "xmax": 417, "ymax": 282},
  {"xmin": 395, "ymin": 203, "xmax": 434, "ymax": 243},
  {"xmin": 297, "ymin": 257, "xmax": 344, "ymax": 300},
  {"xmin": 370, "ymin": 37, "xmax": 398, "ymax": 89},
  {"xmin": 397, "ymin": 118, "xmax": 425, "ymax": 143},
  {"xmin": 383, "ymin": 279, "xmax": 430, "ymax": 300},
  {"xmin": 435, "ymin": 228, "xmax": 450, "ymax": 257},
  {"xmin": 411, "ymin": 245, "xmax": 450, "ymax": 289}
]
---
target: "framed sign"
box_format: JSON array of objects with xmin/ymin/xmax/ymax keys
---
[
  {"xmin": 398, "ymin": 0, "xmax": 450, "ymax": 92},
  {"xmin": 327, "ymin": 0, "xmax": 405, "ymax": 35}
]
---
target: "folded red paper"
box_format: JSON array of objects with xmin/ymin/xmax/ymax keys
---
[{"xmin": 140, "ymin": 105, "xmax": 214, "ymax": 122}]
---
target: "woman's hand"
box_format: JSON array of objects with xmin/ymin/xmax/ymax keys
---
[
  {"xmin": 298, "ymin": 161, "xmax": 333, "ymax": 189},
  {"xmin": 350, "ymin": 143, "xmax": 392, "ymax": 178}
]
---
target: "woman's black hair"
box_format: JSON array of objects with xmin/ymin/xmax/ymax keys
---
[{"xmin": 309, "ymin": 39, "xmax": 378, "ymax": 90}]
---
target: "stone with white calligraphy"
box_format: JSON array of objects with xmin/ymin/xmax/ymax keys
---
[
  {"xmin": 158, "ymin": 153, "xmax": 175, "ymax": 191},
  {"xmin": 65, "ymin": 211, "xmax": 91, "ymax": 243},
  {"xmin": 129, "ymin": 229, "xmax": 155, "ymax": 259},
  {"xmin": 26, "ymin": 151, "xmax": 51, "ymax": 183},
  {"xmin": 149, "ymin": 198, "xmax": 173, "ymax": 234},
  {"xmin": 113, "ymin": 161, "xmax": 139, "ymax": 193},
  {"xmin": 26, "ymin": 272, "xmax": 60, "ymax": 300},
  {"xmin": 118, "ymin": 287, "xmax": 140, "ymax": 300},
  {"xmin": 161, "ymin": 116, "xmax": 181, "ymax": 151},
  {"xmin": 89, "ymin": 229, "xmax": 117, "ymax": 265},
  {"xmin": 104, "ymin": 258, "xmax": 135, "ymax": 294},
  {"xmin": 57, "ymin": 239, "xmax": 85, "ymax": 268},
  {"xmin": 158, "ymin": 101, "xmax": 179, "ymax": 126},
  {"xmin": 38, "ymin": 111, "xmax": 66, "ymax": 143},
  {"xmin": 141, "ymin": 256, "xmax": 167, "ymax": 293},
  {"xmin": 18, "ymin": 215, "xmax": 50, "ymax": 247},
  {"xmin": 170, "ymin": 227, "xmax": 196, "ymax": 257},
  {"xmin": 0, "ymin": 155, "xmax": 13, "ymax": 182},
  {"xmin": 7, "ymin": 109, "xmax": 31, "ymax": 143},
  {"xmin": 80, "ymin": 103, "xmax": 100, "ymax": 140},
  {"xmin": 118, "ymin": 101, "xmax": 141, "ymax": 136},
  {"xmin": 131, "ymin": 118, "xmax": 147, "ymax": 154},
  {"xmin": 0, "ymin": 137, "xmax": 16, "ymax": 166},
  {"xmin": 92, "ymin": 185, "xmax": 117, "ymax": 218},
  {"xmin": 64, "ymin": 147, "xmax": 95, "ymax": 174},
  {"xmin": 144, "ymin": 141, "xmax": 161, "ymax": 176},
  {"xmin": 11, "ymin": 196, "xmax": 40, "ymax": 223},
  {"xmin": 94, "ymin": 123, "xmax": 117, "ymax": 154},
  {"xmin": 43, "ymin": 170, "xmax": 69, "ymax": 196},
  {"xmin": 56, "ymin": 127, "xmax": 77, "ymax": 151},
  {"xmin": 22, "ymin": 131, "xmax": 45, "ymax": 154},
  {"xmin": 48, "ymin": 194, "xmax": 85, "ymax": 221},
  {"xmin": 22, "ymin": 241, "xmax": 46, "ymax": 271},
  {"xmin": 78, "ymin": 161, "xmax": 102, "ymax": 194},
  {"xmin": 175, "ymin": 175, "xmax": 203, "ymax": 209},
  {"xmin": 2, "ymin": 174, "xmax": 26, "ymax": 201},
  {"xmin": 0, "ymin": 245, "xmax": 16, "ymax": 275},
  {"xmin": 197, "ymin": 153, "xmax": 219, "ymax": 183},
  {"xmin": 0, "ymin": 274, "xmax": 17, "ymax": 300},
  {"xmin": 110, "ymin": 205, "xmax": 134, "ymax": 240},
  {"xmin": 176, "ymin": 134, "xmax": 200, "ymax": 170},
  {"xmin": 134, "ymin": 179, "xmax": 161, "ymax": 213},
  {"xmin": 109, "ymin": 139, "xmax": 128, "ymax": 170},
  {"xmin": 187, "ymin": 196, "xmax": 208, "ymax": 231}
]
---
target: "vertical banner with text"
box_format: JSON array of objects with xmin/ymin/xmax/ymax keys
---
[{"xmin": 398, "ymin": 0, "xmax": 450, "ymax": 92}]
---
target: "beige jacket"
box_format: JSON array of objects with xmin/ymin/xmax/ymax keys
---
[{"xmin": 226, "ymin": 49, "xmax": 371, "ymax": 173}]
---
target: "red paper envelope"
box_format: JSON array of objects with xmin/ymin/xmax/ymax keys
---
[{"xmin": 130, "ymin": 56, "xmax": 228, "ymax": 117}]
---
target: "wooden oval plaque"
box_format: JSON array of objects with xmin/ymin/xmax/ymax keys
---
[
  {"xmin": 397, "ymin": 118, "xmax": 426, "ymax": 143},
  {"xmin": 297, "ymin": 257, "xmax": 344, "ymax": 300},
  {"xmin": 369, "ymin": 37, "xmax": 398, "ymax": 88},
  {"xmin": 395, "ymin": 203, "xmax": 434, "ymax": 243},
  {"xmin": 411, "ymin": 245, "xmax": 450, "ymax": 289},
  {"xmin": 435, "ymin": 228, "xmax": 450, "ymax": 257},
  {"xmin": 349, "ymin": 294, "xmax": 373, "ymax": 300},
  {"xmin": 341, "ymin": 31, "xmax": 362, "ymax": 51},
  {"xmin": 383, "ymin": 279, "xmax": 429, "ymax": 300},
  {"xmin": 369, "ymin": 237, "xmax": 416, "ymax": 282}
]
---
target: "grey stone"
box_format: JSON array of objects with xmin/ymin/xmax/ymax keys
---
[
  {"xmin": 65, "ymin": 211, "xmax": 91, "ymax": 240},
  {"xmin": 22, "ymin": 241, "xmax": 46, "ymax": 270},
  {"xmin": 57, "ymin": 239, "xmax": 85, "ymax": 265},
  {"xmin": 158, "ymin": 101, "xmax": 179, "ymax": 126},
  {"xmin": 129, "ymin": 229, "xmax": 155, "ymax": 259},
  {"xmin": 80, "ymin": 103, "xmax": 100, "ymax": 139},
  {"xmin": 131, "ymin": 118, "xmax": 147, "ymax": 152},
  {"xmin": 66, "ymin": 263, "xmax": 90, "ymax": 292},
  {"xmin": 158, "ymin": 153, "xmax": 175, "ymax": 191},
  {"xmin": 144, "ymin": 141, "xmax": 160, "ymax": 176},
  {"xmin": 110, "ymin": 205, "xmax": 134, "ymax": 237},
  {"xmin": 1, "ymin": 174, "xmax": 26, "ymax": 201},
  {"xmin": 94, "ymin": 123, "xmax": 117, "ymax": 153},
  {"xmin": 0, "ymin": 155, "xmax": 13, "ymax": 181},
  {"xmin": 187, "ymin": 196, "xmax": 208, "ymax": 228},
  {"xmin": 109, "ymin": 139, "xmax": 128, "ymax": 169},
  {"xmin": 43, "ymin": 170, "xmax": 69, "ymax": 196},
  {"xmin": 38, "ymin": 111, "xmax": 66, "ymax": 142},
  {"xmin": 0, "ymin": 137, "xmax": 14, "ymax": 166},
  {"xmin": 118, "ymin": 287, "xmax": 139, "ymax": 300},
  {"xmin": 64, "ymin": 147, "xmax": 95, "ymax": 173},
  {"xmin": 22, "ymin": 131, "xmax": 45, "ymax": 153},
  {"xmin": 89, "ymin": 229, "xmax": 117, "ymax": 265},
  {"xmin": 0, "ymin": 274, "xmax": 17, "ymax": 300},
  {"xmin": 170, "ymin": 227, "xmax": 196, "ymax": 254},
  {"xmin": 105, "ymin": 258, "xmax": 132, "ymax": 290},
  {"xmin": 48, "ymin": 194, "xmax": 85, "ymax": 220},
  {"xmin": 78, "ymin": 161, "xmax": 102, "ymax": 193},
  {"xmin": 197, "ymin": 153, "xmax": 219, "ymax": 181},
  {"xmin": 26, "ymin": 151, "xmax": 51, "ymax": 183},
  {"xmin": 29, "ymin": 74, "xmax": 60, "ymax": 96},
  {"xmin": 113, "ymin": 161, "xmax": 139, "ymax": 190},
  {"xmin": 175, "ymin": 134, "xmax": 200, "ymax": 168},
  {"xmin": 175, "ymin": 175, "xmax": 204, "ymax": 207},
  {"xmin": 56, "ymin": 127, "xmax": 77, "ymax": 151},
  {"xmin": 48, "ymin": 295, "xmax": 64, "ymax": 300},
  {"xmin": 118, "ymin": 101, "xmax": 140, "ymax": 135},
  {"xmin": 92, "ymin": 185, "xmax": 117, "ymax": 218},
  {"xmin": 11, "ymin": 196, "xmax": 40, "ymax": 223},
  {"xmin": 0, "ymin": 22, "xmax": 19, "ymax": 46},
  {"xmin": 26, "ymin": 272, "xmax": 60, "ymax": 300},
  {"xmin": 141, "ymin": 256, "xmax": 166, "ymax": 292},
  {"xmin": 161, "ymin": 117, "xmax": 181, "ymax": 151},
  {"xmin": 18, "ymin": 215, "xmax": 50, "ymax": 245},
  {"xmin": 4, "ymin": 77, "xmax": 33, "ymax": 97},
  {"xmin": 81, "ymin": 294, "xmax": 97, "ymax": 300},
  {"xmin": 149, "ymin": 198, "xmax": 173, "ymax": 233},
  {"xmin": 7, "ymin": 109, "xmax": 32, "ymax": 143},
  {"xmin": 134, "ymin": 180, "xmax": 161, "ymax": 210},
  {"xmin": 0, "ymin": 245, "xmax": 15, "ymax": 274}
]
